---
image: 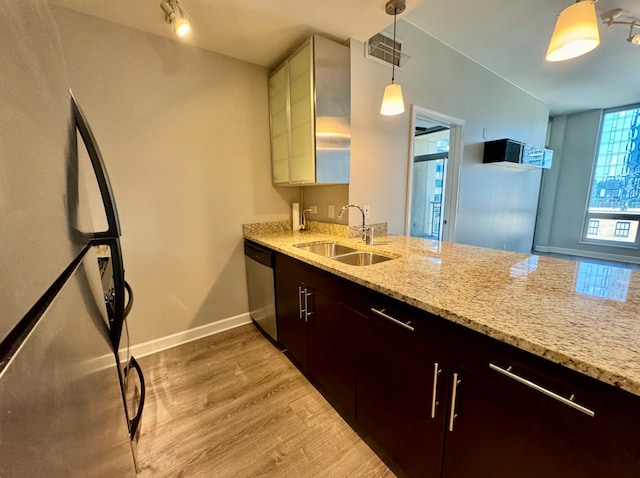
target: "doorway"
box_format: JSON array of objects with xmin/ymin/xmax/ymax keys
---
[{"xmin": 405, "ymin": 105, "xmax": 464, "ymax": 242}]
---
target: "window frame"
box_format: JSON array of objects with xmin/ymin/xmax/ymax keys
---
[
  {"xmin": 580, "ymin": 104, "xmax": 640, "ymax": 249},
  {"xmin": 614, "ymin": 221, "xmax": 631, "ymax": 238}
]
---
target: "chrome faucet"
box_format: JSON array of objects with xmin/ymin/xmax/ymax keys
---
[
  {"xmin": 300, "ymin": 208, "xmax": 313, "ymax": 230},
  {"xmin": 338, "ymin": 204, "xmax": 374, "ymax": 245}
]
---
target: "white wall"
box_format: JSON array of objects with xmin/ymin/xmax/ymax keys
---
[
  {"xmin": 53, "ymin": 9, "xmax": 297, "ymax": 345},
  {"xmin": 350, "ymin": 21, "xmax": 550, "ymax": 252}
]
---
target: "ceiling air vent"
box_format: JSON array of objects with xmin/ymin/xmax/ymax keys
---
[{"xmin": 365, "ymin": 32, "xmax": 410, "ymax": 67}]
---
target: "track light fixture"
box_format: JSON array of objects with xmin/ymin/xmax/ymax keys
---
[
  {"xmin": 160, "ymin": 0, "xmax": 191, "ymax": 37},
  {"xmin": 601, "ymin": 9, "xmax": 640, "ymax": 46},
  {"xmin": 380, "ymin": 0, "xmax": 406, "ymax": 116}
]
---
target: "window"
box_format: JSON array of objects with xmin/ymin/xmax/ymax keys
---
[
  {"xmin": 614, "ymin": 221, "xmax": 631, "ymax": 238},
  {"xmin": 582, "ymin": 105, "xmax": 640, "ymax": 247}
]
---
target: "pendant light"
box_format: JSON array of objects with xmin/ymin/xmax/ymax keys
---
[
  {"xmin": 546, "ymin": 1, "xmax": 600, "ymax": 62},
  {"xmin": 380, "ymin": 0, "xmax": 406, "ymax": 116}
]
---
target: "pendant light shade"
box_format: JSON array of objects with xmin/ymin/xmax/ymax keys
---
[
  {"xmin": 381, "ymin": 83, "xmax": 405, "ymax": 115},
  {"xmin": 546, "ymin": 1, "xmax": 600, "ymax": 62},
  {"xmin": 379, "ymin": 0, "xmax": 406, "ymax": 116}
]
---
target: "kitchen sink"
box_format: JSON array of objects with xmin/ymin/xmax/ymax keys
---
[
  {"xmin": 295, "ymin": 242, "xmax": 357, "ymax": 257},
  {"xmin": 294, "ymin": 241, "xmax": 395, "ymax": 266},
  {"xmin": 331, "ymin": 251, "xmax": 394, "ymax": 266}
]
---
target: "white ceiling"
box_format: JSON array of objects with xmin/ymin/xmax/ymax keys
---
[{"xmin": 52, "ymin": 0, "xmax": 640, "ymax": 115}]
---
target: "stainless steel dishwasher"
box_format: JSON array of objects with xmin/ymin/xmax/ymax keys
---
[{"xmin": 244, "ymin": 240, "xmax": 277, "ymax": 341}]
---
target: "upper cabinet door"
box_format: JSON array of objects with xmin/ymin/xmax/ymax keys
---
[
  {"xmin": 269, "ymin": 65, "xmax": 290, "ymax": 184},
  {"xmin": 287, "ymin": 42, "xmax": 315, "ymax": 184},
  {"xmin": 268, "ymin": 35, "xmax": 350, "ymax": 186}
]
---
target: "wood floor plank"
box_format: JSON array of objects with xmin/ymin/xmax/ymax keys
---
[{"xmin": 135, "ymin": 324, "xmax": 396, "ymax": 477}]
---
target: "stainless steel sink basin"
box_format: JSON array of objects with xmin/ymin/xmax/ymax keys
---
[
  {"xmin": 295, "ymin": 242, "xmax": 357, "ymax": 257},
  {"xmin": 294, "ymin": 241, "xmax": 395, "ymax": 266},
  {"xmin": 331, "ymin": 251, "xmax": 394, "ymax": 266}
]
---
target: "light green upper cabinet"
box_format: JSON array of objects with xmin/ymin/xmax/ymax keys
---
[
  {"xmin": 268, "ymin": 35, "xmax": 350, "ymax": 186},
  {"xmin": 268, "ymin": 67, "xmax": 289, "ymax": 184}
]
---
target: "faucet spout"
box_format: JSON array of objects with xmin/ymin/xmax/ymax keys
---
[
  {"xmin": 300, "ymin": 208, "xmax": 313, "ymax": 230},
  {"xmin": 338, "ymin": 204, "xmax": 371, "ymax": 244}
]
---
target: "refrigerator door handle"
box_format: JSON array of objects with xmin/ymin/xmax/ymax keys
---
[
  {"xmin": 103, "ymin": 237, "xmax": 126, "ymax": 350},
  {"xmin": 123, "ymin": 281, "xmax": 134, "ymax": 319},
  {"xmin": 71, "ymin": 91, "xmax": 121, "ymax": 242},
  {"xmin": 125, "ymin": 356, "xmax": 146, "ymax": 441}
]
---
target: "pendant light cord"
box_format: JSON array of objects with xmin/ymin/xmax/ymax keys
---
[{"xmin": 391, "ymin": 8, "xmax": 397, "ymax": 83}]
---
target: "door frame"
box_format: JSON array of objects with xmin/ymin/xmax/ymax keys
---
[{"xmin": 405, "ymin": 105, "xmax": 465, "ymax": 242}]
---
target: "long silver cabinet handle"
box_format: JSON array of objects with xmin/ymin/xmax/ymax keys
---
[
  {"xmin": 304, "ymin": 290, "xmax": 313, "ymax": 321},
  {"xmin": 370, "ymin": 308, "xmax": 415, "ymax": 332},
  {"xmin": 489, "ymin": 363, "xmax": 595, "ymax": 418},
  {"xmin": 298, "ymin": 286, "xmax": 304, "ymax": 319},
  {"xmin": 431, "ymin": 362, "xmax": 442, "ymax": 419},
  {"xmin": 448, "ymin": 373, "xmax": 461, "ymax": 432}
]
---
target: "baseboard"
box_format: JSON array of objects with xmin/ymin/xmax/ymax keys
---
[
  {"xmin": 130, "ymin": 313, "xmax": 252, "ymax": 358},
  {"xmin": 533, "ymin": 245, "xmax": 640, "ymax": 265}
]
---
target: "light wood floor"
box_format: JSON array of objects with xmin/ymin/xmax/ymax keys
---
[{"xmin": 135, "ymin": 324, "xmax": 396, "ymax": 477}]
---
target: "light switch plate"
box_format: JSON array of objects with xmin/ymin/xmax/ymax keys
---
[{"xmin": 328, "ymin": 204, "xmax": 334, "ymax": 218}]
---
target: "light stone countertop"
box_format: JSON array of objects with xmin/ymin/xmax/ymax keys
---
[{"xmin": 244, "ymin": 229, "xmax": 640, "ymax": 397}]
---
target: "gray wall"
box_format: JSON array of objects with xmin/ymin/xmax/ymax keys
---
[
  {"xmin": 534, "ymin": 110, "xmax": 640, "ymax": 264},
  {"xmin": 53, "ymin": 9, "xmax": 298, "ymax": 346},
  {"xmin": 348, "ymin": 21, "xmax": 550, "ymax": 253}
]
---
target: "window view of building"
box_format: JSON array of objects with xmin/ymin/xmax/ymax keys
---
[
  {"xmin": 410, "ymin": 130, "xmax": 449, "ymax": 240},
  {"xmin": 584, "ymin": 106, "xmax": 640, "ymax": 246}
]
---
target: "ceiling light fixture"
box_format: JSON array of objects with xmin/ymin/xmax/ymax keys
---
[
  {"xmin": 380, "ymin": 0, "xmax": 406, "ymax": 116},
  {"xmin": 546, "ymin": 0, "xmax": 600, "ymax": 62},
  {"xmin": 601, "ymin": 9, "xmax": 640, "ymax": 46},
  {"xmin": 160, "ymin": 0, "xmax": 191, "ymax": 37}
]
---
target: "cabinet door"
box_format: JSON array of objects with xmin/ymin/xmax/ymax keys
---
[
  {"xmin": 287, "ymin": 41, "xmax": 315, "ymax": 184},
  {"xmin": 307, "ymin": 290, "xmax": 357, "ymax": 418},
  {"xmin": 274, "ymin": 270, "xmax": 307, "ymax": 369},
  {"xmin": 357, "ymin": 302, "xmax": 448, "ymax": 478},
  {"xmin": 268, "ymin": 65, "xmax": 290, "ymax": 184},
  {"xmin": 442, "ymin": 336, "xmax": 640, "ymax": 478}
]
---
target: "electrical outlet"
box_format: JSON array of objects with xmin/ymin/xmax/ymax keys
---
[
  {"xmin": 328, "ymin": 204, "xmax": 335, "ymax": 218},
  {"xmin": 309, "ymin": 205, "xmax": 317, "ymax": 214},
  {"xmin": 364, "ymin": 205, "xmax": 370, "ymax": 220}
]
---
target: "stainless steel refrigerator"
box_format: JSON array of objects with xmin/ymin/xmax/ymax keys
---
[{"xmin": 0, "ymin": 1, "xmax": 143, "ymax": 475}]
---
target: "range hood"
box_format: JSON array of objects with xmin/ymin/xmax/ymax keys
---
[{"xmin": 483, "ymin": 139, "xmax": 552, "ymax": 169}]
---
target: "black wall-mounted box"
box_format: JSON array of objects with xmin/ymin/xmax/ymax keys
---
[{"xmin": 483, "ymin": 138, "xmax": 552, "ymax": 169}]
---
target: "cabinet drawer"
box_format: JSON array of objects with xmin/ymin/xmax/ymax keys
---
[{"xmin": 362, "ymin": 290, "xmax": 447, "ymax": 343}]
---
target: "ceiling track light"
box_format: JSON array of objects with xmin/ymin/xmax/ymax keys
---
[
  {"xmin": 380, "ymin": 0, "xmax": 406, "ymax": 116},
  {"xmin": 601, "ymin": 9, "xmax": 640, "ymax": 46},
  {"xmin": 160, "ymin": 0, "xmax": 191, "ymax": 37}
]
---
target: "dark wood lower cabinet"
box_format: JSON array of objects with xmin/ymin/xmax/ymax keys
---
[
  {"xmin": 270, "ymin": 249, "xmax": 640, "ymax": 478},
  {"xmin": 441, "ymin": 333, "xmax": 640, "ymax": 478},
  {"xmin": 308, "ymin": 290, "xmax": 357, "ymax": 418},
  {"xmin": 274, "ymin": 270, "xmax": 308, "ymax": 369},
  {"xmin": 356, "ymin": 298, "xmax": 448, "ymax": 478},
  {"xmin": 274, "ymin": 256, "xmax": 357, "ymax": 418}
]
